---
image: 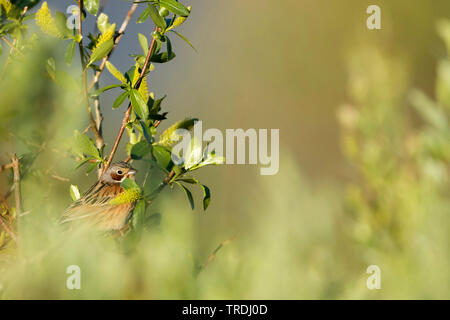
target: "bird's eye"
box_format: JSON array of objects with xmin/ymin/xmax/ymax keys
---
[{"xmin": 117, "ymin": 170, "xmax": 123, "ymax": 175}]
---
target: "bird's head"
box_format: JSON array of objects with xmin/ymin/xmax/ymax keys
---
[{"xmin": 101, "ymin": 161, "xmax": 137, "ymax": 184}]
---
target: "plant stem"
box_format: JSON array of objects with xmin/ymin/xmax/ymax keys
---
[
  {"xmin": 0, "ymin": 36, "xmax": 23, "ymax": 56},
  {"xmin": 195, "ymin": 237, "xmax": 236, "ymax": 277},
  {"xmin": 88, "ymin": 3, "xmax": 139, "ymax": 91},
  {"xmin": 103, "ymin": 26, "xmax": 158, "ymax": 173},
  {"xmin": 11, "ymin": 155, "xmax": 22, "ymax": 239},
  {"xmin": 0, "ymin": 162, "xmax": 13, "ymax": 172},
  {"xmin": 77, "ymin": 0, "xmax": 104, "ymax": 173}
]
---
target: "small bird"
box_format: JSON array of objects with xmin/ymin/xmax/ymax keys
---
[{"xmin": 60, "ymin": 161, "xmax": 138, "ymax": 232}]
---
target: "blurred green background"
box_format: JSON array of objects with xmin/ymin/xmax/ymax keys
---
[{"xmin": 0, "ymin": 0, "xmax": 449, "ymax": 299}]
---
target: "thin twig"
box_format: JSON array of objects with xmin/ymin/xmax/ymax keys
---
[
  {"xmin": 77, "ymin": 0, "xmax": 104, "ymax": 173},
  {"xmin": 103, "ymin": 26, "xmax": 159, "ymax": 173},
  {"xmin": 50, "ymin": 174, "xmax": 70, "ymax": 182},
  {"xmin": 11, "ymin": 155, "xmax": 22, "ymax": 225},
  {"xmin": 195, "ymin": 236, "xmax": 236, "ymax": 276},
  {"xmin": 0, "ymin": 36, "xmax": 23, "ymax": 56},
  {"xmin": 87, "ymin": 2, "xmax": 138, "ymax": 174},
  {"xmin": 88, "ymin": 3, "xmax": 139, "ymax": 91},
  {"xmin": 0, "ymin": 162, "xmax": 13, "ymax": 173}
]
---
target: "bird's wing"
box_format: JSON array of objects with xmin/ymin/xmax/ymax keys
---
[{"xmin": 60, "ymin": 182, "xmax": 134, "ymax": 230}]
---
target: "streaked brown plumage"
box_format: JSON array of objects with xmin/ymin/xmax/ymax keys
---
[{"xmin": 60, "ymin": 162, "xmax": 138, "ymax": 232}]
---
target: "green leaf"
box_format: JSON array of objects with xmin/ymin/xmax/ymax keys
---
[
  {"xmin": 160, "ymin": 0, "xmax": 190, "ymax": 17},
  {"xmin": 121, "ymin": 177, "xmax": 140, "ymax": 190},
  {"xmin": 152, "ymin": 145, "xmax": 172, "ymax": 170},
  {"xmin": 64, "ymin": 40, "xmax": 77, "ymax": 66},
  {"xmin": 131, "ymin": 140, "xmax": 152, "ymax": 160},
  {"xmin": 200, "ymin": 184, "xmax": 211, "ymax": 210},
  {"xmin": 150, "ymin": 51, "xmax": 176, "ymax": 63},
  {"xmin": 105, "ymin": 61, "xmax": 127, "ymax": 84},
  {"xmin": 70, "ymin": 185, "xmax": 81, "ymax": 201},
  {"xmin": 90, "ymin": 84, "xmax": 122, "ymax": 97},
  {"xmin": 150, "ymin": 95, "xmax": 166, "ymax": 114},
  {"xmin": 170, "ymin": 30, "xmax": 197, "ymax": 52},
  {"xmin": 157, "ymin": 118, "xmax": 196, "ymax": 147},
  {"xmin": 55, "ymin": 11, "xmax": 71, "ymax": 39},
  {"xmin": 88, "ymin": 39, "xmax": 114, "ymax": 66},
  {"xmin": 184, "ymin": 137, "xmax": 203, "ymax": 170},
  {"xmin": 132, "ymin": 200, "xmax": 147, "ymax": 231},
  {"xmin": 176, "ymin": 177, "xmax": 198, "ymax": 184},
  {"xmin": 138, "ymin": 33, "xmax": 149, "ymax": 56},
  {"xmin": 167, "ymin": 36, "xmax": 172, "ymax": 59},
  {"xmin": 73, "ymin": 131, "xmax": 100, "ymax": 159},
  {"xmin": 113, "ymin": 91, "xmax": 129, "ymax": 109},
  {"xmin": 175, "ymin": 182, "xmax": 194, "ymax": 210},
  {"xmin": 125, "ymin": 66, "xmax": 136, "ymax": 84},
  {"xmin": 166, "ymin": 16, "xmax": 187, "ymax": 31},
  {"xmin": 85, "ymin": 0, "xmax": 99, "ymax": 15},
  {"xmin": 147, "ymin": 3, "xmax": 167, "ymax": 30},
  {"xmin": 97, "ymin": 13, "xmax": 111, "ymax": 34},
  {"xmin": 129, "ymin": 89, "xmax": 150, "ymax": 120},
  {"xmin": 137, "ymin": 5, "xmax": 152, "ymax": 23}
]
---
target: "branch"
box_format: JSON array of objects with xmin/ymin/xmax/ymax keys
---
[
  {"xmin": 77, "ymin": 0, "xmax": 104, "ymax": 173},
  {"xmin": 0, "ymin": 162, "xmax": 13, "ymax": 173},
  {"xmin": 87, "ymin": 3, "xmax": 139, "ymax": 91},
  {"xmin": 103, "ymin": 26, "xmax": 159, "ymax": 173},
  {"xmin": 0, "ymin": 36, "xmax": 23, "ymax": 56},
  {"xmin": 195, "ymin": 237, "xmax": 236, "ymax": 276},
  {"xmin": 11, "ymin": 154, "xmax": 22, "ymax": 220}
]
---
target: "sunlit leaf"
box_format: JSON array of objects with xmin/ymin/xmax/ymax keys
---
[
  {"xmin": 97, "ymin": 13, "xmax": 111, "ymax": 34},
  {"xmin": 138, "ymin": 33, "xmax": 149, "ymax": 56},
  {"xmin": 170, "ymin": 30, "xmax": 197, "ymax": 52},
  {"xmin": 160, "ymin": 0, "xmax": 190, "ymax": 17},
  {"xmin": 90, "ymin": 84, "xmax": 122, "ymax": 97},
  {"xmin": 64, "ymin": 39, "xmax": 76, "ymax": 65},
  {"xmin": 137, "ymin": 5, "xmax": 151, "ymax": 23},
  {"xmin": 105, "ymin": 61, "xmax": 127, "ymax": 83},
  {"xmin": 157, "ymin": 118, "xmax": 196, "ymax": 147},
  {"xmin": 85, "ymin": 0, "xmax": 99, "ymax": 15},
  {"xmin": 73, "ymin": 131, "xmax": 100, "ymax": 159},
  {"xmin": 55, "ymin": 11, "xmax": 72, "ymax": 38},
  {"xmin": 184, "ymin": 137, "xmax": 203, "ymax": 170},
  {"xmin": 88, "ymin": 39, "xmax": 114, "ymax": 65},
  {"xmin": 129, "ymin": 89, "xmax": 149, "ymax": 120},
  {"xmin": 113, "ymin": 91, "xmax": 129, "ymax": 109},
  {"xmin": 70, "ymin": 185, "xmax": 81, "ymax": 201},
  {"xmin": 147, "ymin": 3, "xmax": 166, "ymax": 30},
  {"xmin": 35, "ymin": 2, "xmax": 63, "ymax": 38}
]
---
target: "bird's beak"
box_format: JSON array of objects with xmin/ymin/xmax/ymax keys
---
[{"xmin": 127, "ymin": 169, "xmax": 137, "ymax": 176}]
